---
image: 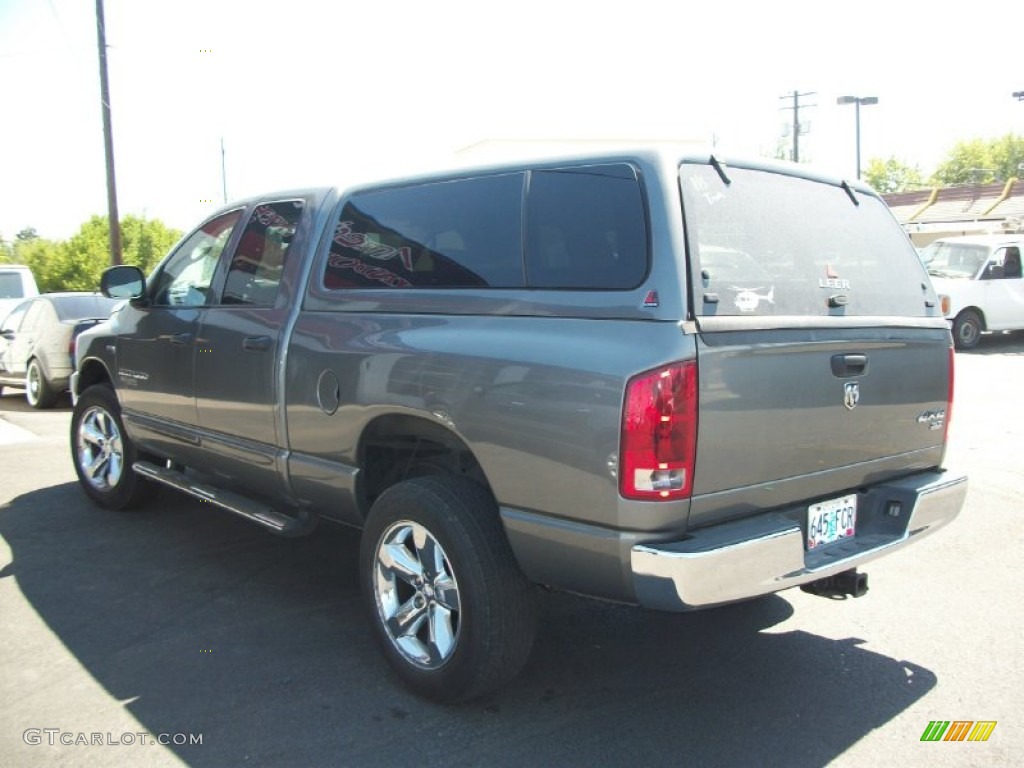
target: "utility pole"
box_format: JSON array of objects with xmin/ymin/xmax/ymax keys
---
[
  {"xmin": 95, "ymin": 0, "xmax": 121, "ymax": 265},
  {"xmin": 779, "ymin": 91, "xmax": 816, "ymax": 163}
]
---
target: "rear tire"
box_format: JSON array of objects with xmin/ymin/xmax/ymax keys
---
[
  {"xmin": 26, "ymin": 358, "xmax": 56, "ymax": 409},
  {"xmin": 360, "ymin": 475, "xmax": 538, "ymax": 703},
  {"xmin": 952, "ymin": 310, "xmax": 982, "ymax": 350},
  {"xmin": 71, "ymin": 384, "xmax": 156, "ymax": 510}
]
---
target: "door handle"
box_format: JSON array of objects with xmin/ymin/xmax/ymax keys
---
[
  {"xmin": 243, "ymin": 335, "xmax": 272, "ymax": 352},
  {"xmin": 831, "ymin": 353, "xmax": 868, "ymax": 377},
  {"xmin": 169, "ymin": 333, "xmax": 193, "ymax": 345}
]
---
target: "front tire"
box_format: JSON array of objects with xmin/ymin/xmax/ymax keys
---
[
  {"xmin": 26, "ymin": 358, "xmax": 56, "ymax": 409},
  {"xmin": 71, "ymin": 384, "xmax": 156, "ymax": 510},
  {"xmin": 360, "ymin": 476, "xmax": 538, "ymax": 703},
  {"xmin": 952, "ymin": 310, "xmax": 983, "ymax": 350}
]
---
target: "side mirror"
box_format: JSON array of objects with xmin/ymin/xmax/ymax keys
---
[{"xmin": 100, "ymin": 265, "xmax": 146, "ymax": 300}]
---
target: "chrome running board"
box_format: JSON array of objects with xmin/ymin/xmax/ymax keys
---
[{"xmin": 133, "ymin": 461, "xmax": 318, "ymax": 537}]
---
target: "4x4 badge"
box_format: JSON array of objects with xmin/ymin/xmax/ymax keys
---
[{"xmin": 844, "ymin": 382, "xmax": 860, "ymax": 410}]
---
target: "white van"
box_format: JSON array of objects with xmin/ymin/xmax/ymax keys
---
[
  {"xmin": 923, "ymin": 234, "xmax": 1024, "ymax": 349},
  {"xmin": 0, "ymin": 265, "xmax": 40, "ymax": 320}
]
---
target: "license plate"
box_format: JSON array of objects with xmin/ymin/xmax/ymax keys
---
[{"xmin": 806, "ymin": 494, "xmax": 857, "ymax": 550}]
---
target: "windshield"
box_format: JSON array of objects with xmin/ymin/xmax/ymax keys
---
[{"xmin": 923, "ymin": 242, "xmax": 989, "ymax": 279}]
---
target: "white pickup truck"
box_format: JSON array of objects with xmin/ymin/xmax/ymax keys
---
[
  {"xmin": 0, "ymin": 264, "xmax": 39, "ymax": 320},
  {"xmin": 923, "ymin": 234, "xmax": 1024, "ymax": 349}
]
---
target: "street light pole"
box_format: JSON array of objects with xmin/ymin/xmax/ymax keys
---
[{"xmin": 837, "ymin": 95, "xmax": 878, "ymax": 180}]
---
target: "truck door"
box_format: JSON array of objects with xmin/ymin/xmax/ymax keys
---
[
  {"xmin": 193, "ymin": 199, "xmax": 307, "ymax": 492},
  {"xmin": 115, "ymin": 210, "xmax": 243, "ymax": 453},
  {"xmin": 981, "ymin": 245, "xmax": 1024, "ymax": 330}
]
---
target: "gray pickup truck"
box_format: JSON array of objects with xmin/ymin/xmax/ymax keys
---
[{"xmin": 70, "ymin": 151, "xmax": 967, "ymax": 702}]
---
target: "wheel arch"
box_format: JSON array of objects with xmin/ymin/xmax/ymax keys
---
[
  {"xmin": 956, "ymin": 305, "xmax": 986, "ymax": 330},
  {"xmin": 74, "ymin": 358, "xmax": 114, "ymax": 398},
  {"xmin": 357, "ymin": 413, "xmax": 492, "ymax": 519},
  {"xmin": 27, "ymin": 352, "xmax": 52, "ymax": 380}
]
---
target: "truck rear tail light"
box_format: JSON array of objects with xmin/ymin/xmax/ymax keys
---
[{"xmin": 620, "ymin": 361, "xmax": 698, "ymax": 500}]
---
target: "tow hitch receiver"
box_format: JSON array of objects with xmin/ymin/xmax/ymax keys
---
[{"xmin": 800, "ymin": 569, "xmax": 869, "ymax": 599}]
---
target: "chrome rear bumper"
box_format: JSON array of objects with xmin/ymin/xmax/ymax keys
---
[{"xmin": 631, "ymin": 470, "xmax": 968, "ymax": 610}]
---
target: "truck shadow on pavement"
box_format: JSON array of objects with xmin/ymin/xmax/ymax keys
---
[{"xmin": 1, "ymin": 483, "xmax": 936, "ymax": 768}]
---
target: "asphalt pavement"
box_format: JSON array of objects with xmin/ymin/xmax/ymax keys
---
[{"xmin": 1, "ymin": 334, "xmax": 1022, "ymax": 767}]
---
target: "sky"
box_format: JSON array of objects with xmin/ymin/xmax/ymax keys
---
[{"xmin": 1, "ymin": 0, "xmax": 1022, "ymax": 241}]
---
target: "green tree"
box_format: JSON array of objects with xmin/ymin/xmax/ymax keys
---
[
  {"xmin": 57, "ymin": 216, "xmax": 114, "ymax": 291},
  {"xmin": 11, "ymin": 236, "xmax": 63, "ymax": 291},
  {"xmin": 931, "ymin": 133, "xmax": 1024, "ymax": 185},
  {"xmin": 10, "ymin": 215, "xmax": 181, "ymax": 292},
  {"xmin": 988, "ymin": 133, "xmax": 1024, "ymax": 181},
  {"xmin": 121, "ymin": 215, "xmax": 181, "ymax": 273},
  {"xmin": 863, "ymin": 156, "xmax": 924, "ymax": 193}
]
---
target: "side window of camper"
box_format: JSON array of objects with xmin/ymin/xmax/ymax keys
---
[
  {"xmin": 525, "ymin": 164, "xmax": 648, "ymax": 289},
  {"xmin": 323, "ymin": 174, "xmax": 525, "ymax": 290}
]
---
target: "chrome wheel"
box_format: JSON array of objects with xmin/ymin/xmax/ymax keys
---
[
  {"xmin": 26, "ymin": 363, "xmax": 41, "ymax": 403},
  {"xmin": 75, "ymin": 405, "xmax": 125, "ymax": 492},
  {"xmin": 373, "ymin": 520, "xmax": 461, "ymax": 669},
  {"xmin": 360, "ymin": 477, "xmax": 538, "ymax": 701}
]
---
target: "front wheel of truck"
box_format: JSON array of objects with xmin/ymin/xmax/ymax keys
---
[
  {"xmin": 359, "ymin": 475, "xmax": 538, "ymax": 703},
  {"xmin": 71, "ymin": 384, "xmax": 157, "ymax": 510},
  {"xmin": 952, "ymin": 309, "xmax": 983, "ymax": 350}
]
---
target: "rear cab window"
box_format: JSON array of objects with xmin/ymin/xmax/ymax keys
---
[
  {"xmin": 222, "ymin": 200, "xmax": 305, "ymax": 305},
  {"xmin": 679, "ymin": 163, "xmax": 938, "ymax": 319}
]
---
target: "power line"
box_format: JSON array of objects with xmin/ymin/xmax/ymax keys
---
[{"xmin": 46, "ymin": 0, "xmax": 76, "ymax": 52}]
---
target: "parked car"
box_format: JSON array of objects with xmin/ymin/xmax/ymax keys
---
[
  {"xmin": 0, "ymin": 264, "xmax": 40, "ymax": 320},
  {"xmin": 923, "ymin": 234, "xmax": 1024, "ymax": 349},
  {"xmin": 0, "ymin": 293, "xmax": 121, "ymax": 407},
  {"xmin": 71, "ymin": 151, "xmax": 966, "ymax": 701}
]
